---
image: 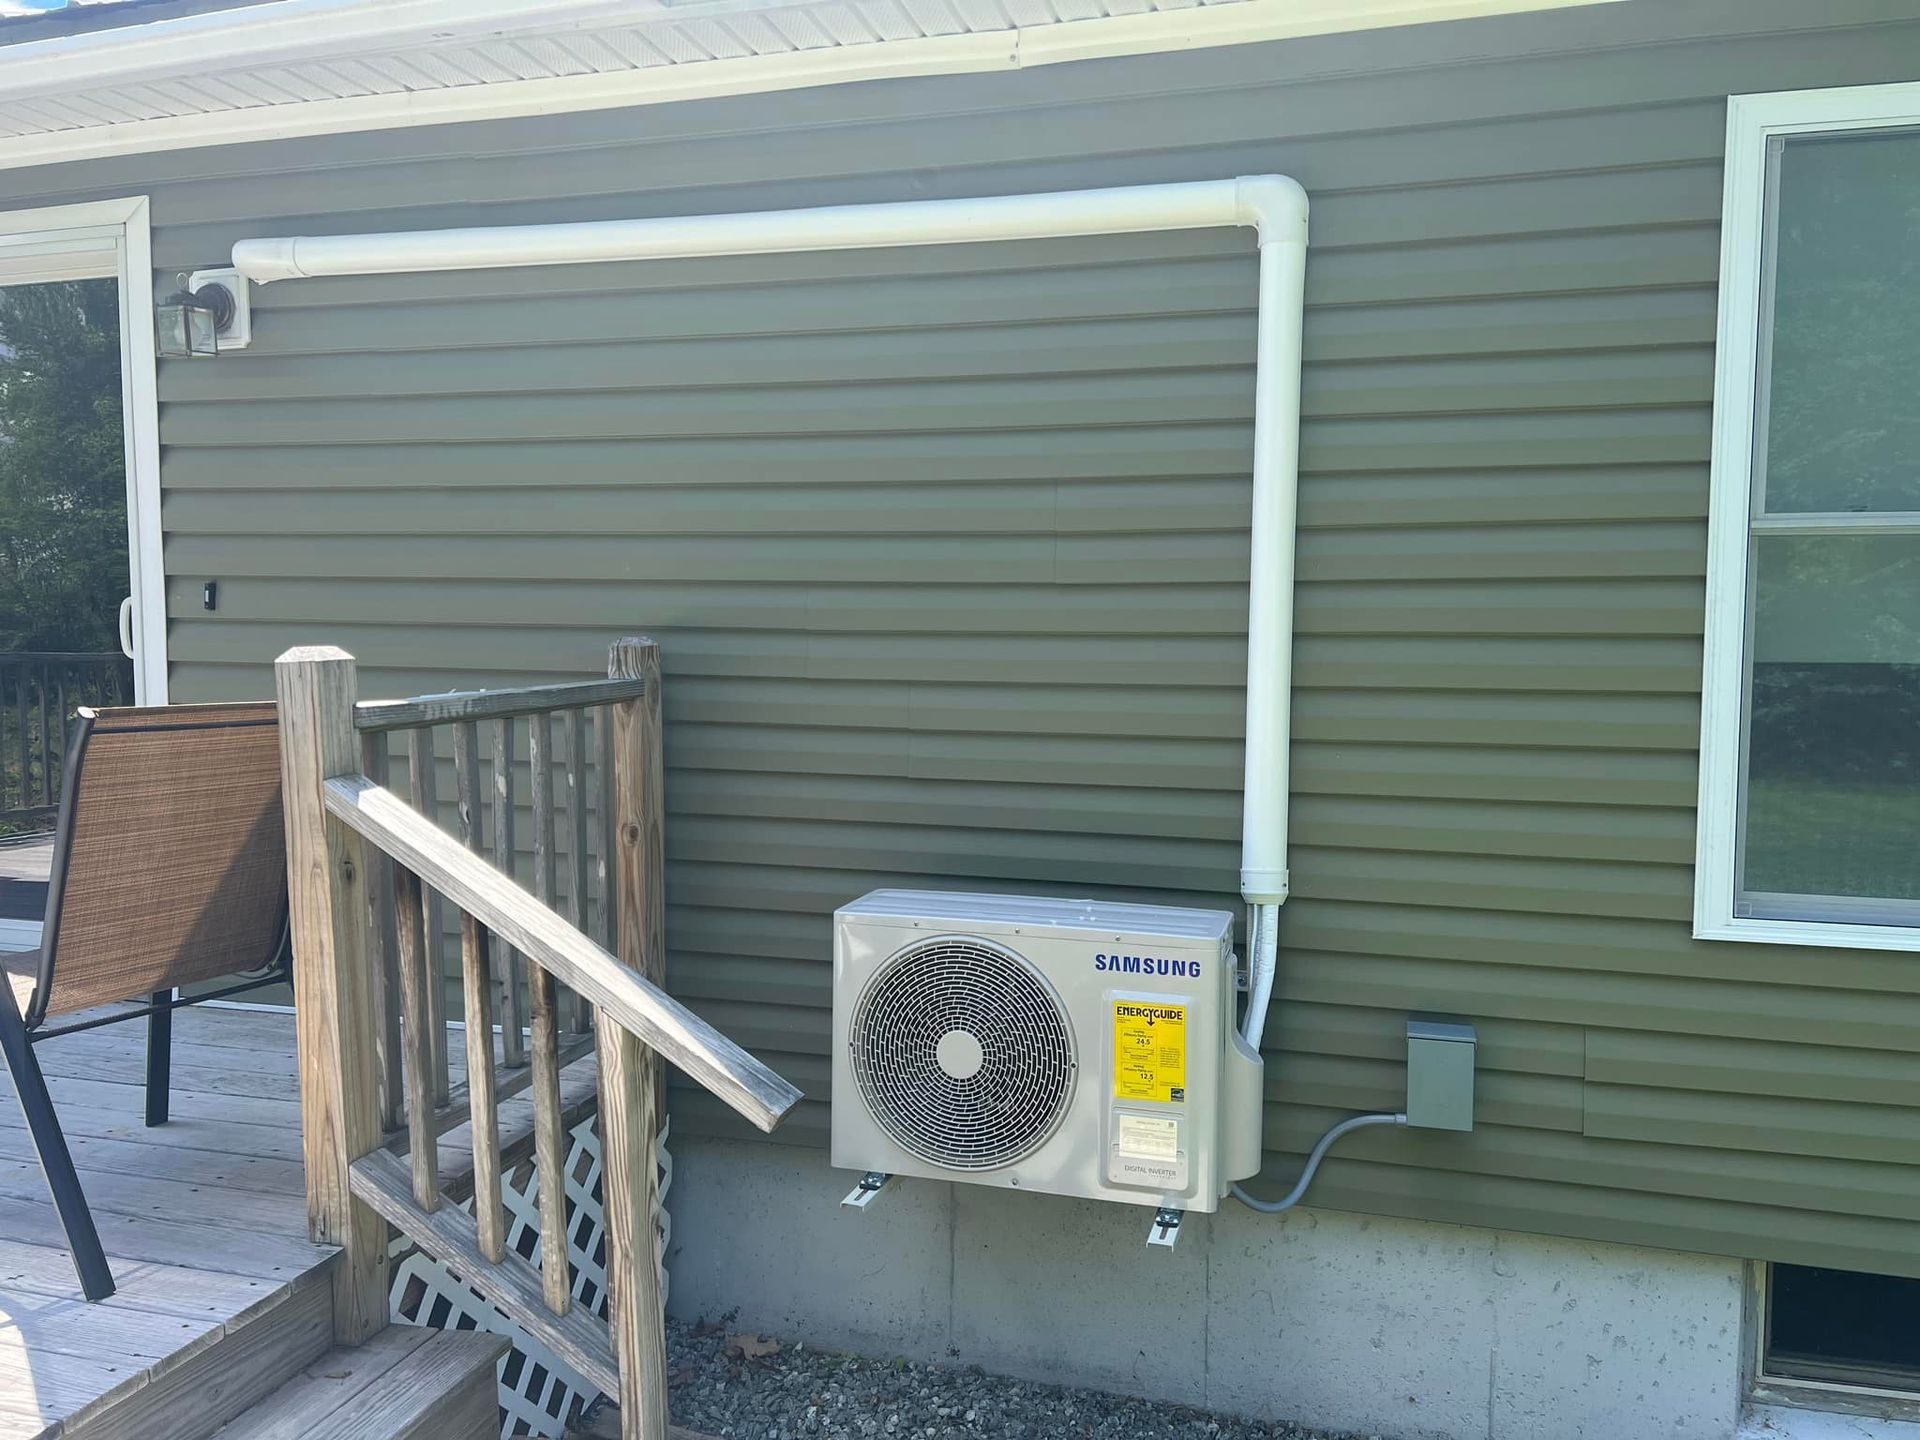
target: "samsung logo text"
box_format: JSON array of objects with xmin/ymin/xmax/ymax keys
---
[{"xmin": 1095, "ymin": 954, "xmax": 1201, "ymax": 978}]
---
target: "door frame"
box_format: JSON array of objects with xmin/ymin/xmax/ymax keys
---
[{"xmin": 0, "ymin": 195, "xmax": 165, "ymax": 702}]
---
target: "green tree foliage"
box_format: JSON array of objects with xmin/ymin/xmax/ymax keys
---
[{"xmin": 0, "ymin": 278, "xmax": 127, "ymax": 653}]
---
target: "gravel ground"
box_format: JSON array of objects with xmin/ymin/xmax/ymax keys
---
[{"xmin": 570, "ymin": 1316, "xmax": 1375, "ymax": 1440}]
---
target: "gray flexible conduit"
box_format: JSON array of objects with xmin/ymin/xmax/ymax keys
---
[{"xmin": 1230, "ymin": 1111, "xmax": 1408, "ymax": 1214}]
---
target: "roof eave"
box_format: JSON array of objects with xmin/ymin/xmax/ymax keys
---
[{"xmin": 0, "ymin": 0, "xmax": 1629, "ymax": 177}]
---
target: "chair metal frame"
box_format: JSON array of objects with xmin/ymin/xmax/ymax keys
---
[{"xmin": 0, "ymin": 708, "xmax": 290, "ymax": 1301}]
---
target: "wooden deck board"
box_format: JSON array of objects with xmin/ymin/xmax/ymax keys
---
[
  {"xmin": 0, "ymin": 1239, "xmax": 299, "ymax": 1320},
  {"xmin": 13, "ymin": 1070, "xmax": 302, "ymax": 1132},
  {"xmin": 0, "ymin": 1107, "xmax": 308, "ymax": 1169},
  {"xmin": 4, "ymin": 1131, "xmax": 307, "ymax": 1196},
  {"xmin": 0, "ymin": 1006, "xmax": 335, "ymax": 1440},
  {"xmin": 29, "ymin": 1049, "xmax": 328, "ymax": 1104},
  {"xmin": 0, "ymin": 1163, "xmax": 312, "ymax": 1240},
  {"xmin": 0, "ymin": 838, "xmax": 51, "ymax": 885}
]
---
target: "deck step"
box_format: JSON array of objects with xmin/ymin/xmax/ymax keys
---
[
  {"xmin": 59, "ymin": 1259, "xmax": 337, "ymax": 1440},
  {"xmin": 209, "ymin": 1327, "xmax": 509, "ymax": 1440}
]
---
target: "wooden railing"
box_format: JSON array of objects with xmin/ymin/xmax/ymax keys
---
[
  {"xmin": 0, "ymin": 652, "xmax": 131, "ymax": 828},
  {"xmin": 276, "ymin": 640, "xmax": 801, "ymax": 1440}
]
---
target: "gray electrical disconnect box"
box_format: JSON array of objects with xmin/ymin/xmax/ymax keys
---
[{"xmin": 1405, "ymin": 1019, "xmax": 1476, "ymax": 1131}]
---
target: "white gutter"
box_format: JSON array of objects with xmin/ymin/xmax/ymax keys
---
[{"xmin": 232, "ymin": 175, "xmax": 1306, "ymax": 1041}]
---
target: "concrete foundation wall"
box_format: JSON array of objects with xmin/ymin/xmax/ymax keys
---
[{"xmin": 665, "ymin": 1137, "xmax": 1746, "ymax": 1440}]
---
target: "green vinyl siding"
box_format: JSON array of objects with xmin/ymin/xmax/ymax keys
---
[{"xmin": 8, "ymin": 0, "xmax": 1920, "ymax": 1273}]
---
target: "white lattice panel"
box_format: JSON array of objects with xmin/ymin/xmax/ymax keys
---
[{"xmin": 388, "ymin": 1115, "xmax": 672, "ymax": 1439}]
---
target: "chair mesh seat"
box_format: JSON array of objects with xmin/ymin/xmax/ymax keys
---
[
  {"xmin": 35, "ymin": 703, "xmax": 286, "ymax": 1020},
  {"xmin": 0, "ymin": 699, "xmax": 288, "ymax": 1305}
]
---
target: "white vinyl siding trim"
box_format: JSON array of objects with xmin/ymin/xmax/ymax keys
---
[
  {"xmin": 1695, "ymin": 81, "xmax": 1920, "ymax": 951},
  {"xmin": 0, "ymin": 195, "xmax": 166, "ymax": 703}
]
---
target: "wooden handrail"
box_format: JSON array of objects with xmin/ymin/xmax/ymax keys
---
[
  {"xmin": 322, "ymin": 772, "xmax": 800, "ymax": 1134},
  {"xmin": 353, "ymin": 677, "xmax": 647, "ymax": 731},
  {"xmin": 282, "ymin": 641, "xmax": 772, "ymax": 1440}
]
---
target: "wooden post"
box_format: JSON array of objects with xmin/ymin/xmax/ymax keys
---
[
  {"xmin": 528, "ymin": 707, "xmax": 572, "ymax": 1314},
  {"xmin": 565, "ymin": 705, "xmax": 592, "ymax": 1032},
  {"xmin": 610, "ymin": 641, "xmax": 666, "ymax": 1053},
  {"xmin": 599, "ymin": 636, "xmax": 667, "ymax": 1440},
  {"xmin": 360, "ymin": 733, "xmax": 404, "ymax": 1133},
  {"xmin": 395, "ymin": 866, "xmax": 440, "ymax": 1212},
  {"xmin": 275, "ymin": 645, "xmax": 390, "ymax": 1343},
  {"xmin": 453, "ymin": 721, "xmax": 506, "ymax": 1263},
  {"xmin": 493, "ymin": 717, "xmax": 529, "ymax": 1068},
  {"xmin": 407, "ymin": 726, "xmax": 451, "ymax": 1105},
  {"xmin": 597, "ymin": 706, "xmax": 617, "ymax": 953}
]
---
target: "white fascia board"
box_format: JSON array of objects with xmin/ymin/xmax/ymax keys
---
[
  {"xmin": 0, "ymin": 0, "xmax": 661, "ymax": 98},
  {"xmin": 0, "ymin": 0, "xmax": 1627, "ymax": 174}
]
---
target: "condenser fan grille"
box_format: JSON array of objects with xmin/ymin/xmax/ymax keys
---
[{"xmin": 849, "ymin": 935, "xmax": 1075, "ymax": 1171}]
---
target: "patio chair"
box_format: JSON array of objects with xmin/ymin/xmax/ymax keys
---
[{"xmin": 0, "ymin": 702, "xmax": 290, "ymax": 1301}]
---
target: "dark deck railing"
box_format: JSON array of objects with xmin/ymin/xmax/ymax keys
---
[{"xmin": 0, "ymin": 652, "xmax": 132, "ymax": 828}]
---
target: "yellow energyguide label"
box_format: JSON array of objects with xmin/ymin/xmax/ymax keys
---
[{"xmin": 1112, "ymin": 1000, "xmax": 1188, "ymax": 1104}]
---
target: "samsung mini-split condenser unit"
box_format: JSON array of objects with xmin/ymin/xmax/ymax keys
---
[{"xmin": 832, "ymin": 890, "xmax": 1265, "ymax": 1217}]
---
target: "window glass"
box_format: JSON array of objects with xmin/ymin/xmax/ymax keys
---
[
  {"xmin": 1741, "ymin": 535, "xmax": 1920, "ymax": 910},
  {"xmin": 1768, "ymin": 1263, "xmax": 1920, "ymax": 1390},
  {"xmin": 1760, "ymin": 128, "xmax": 1920, "ymax": 515},
  {"xmin": 1735, "ymin": 121, "xmax": 1920, "ymax": 927}
]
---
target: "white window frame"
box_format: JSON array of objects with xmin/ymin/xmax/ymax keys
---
[
  {"xmin": 1696, "ymin": 82, "xmax": 1920, "ymax": 950},
  {"xmin": 0, "ymin": 195, "xmax": 166, "ymax": 705}
]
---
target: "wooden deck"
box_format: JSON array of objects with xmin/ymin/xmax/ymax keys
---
[
  {"xmin": 0, "ymin": 835, "xmax": 51, "ymax": 887},
  {"xmin": 0, "ymin": 834, "xmax": 51, "ymax": 945},
  {"xmin": 0, "ymin": 1005, "xmax": 335, "ymax": 1439}
]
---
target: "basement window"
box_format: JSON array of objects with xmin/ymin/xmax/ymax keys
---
[
  {"xmin": 1695, "ymin": 82, "xmax": 1920, "ymax": 949},
  {"xmin": 1765, "ymin": 1264, "xmax": 1920, "ymax": 1395}
]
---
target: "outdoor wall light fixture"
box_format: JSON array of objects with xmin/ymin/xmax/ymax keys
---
[
  {"xmin": 156, "ymin": 267, "xmax": 252, "ymax": 356},
  {"xmin": 156, "ymin": 273, "xmax": 228, "ymax": 356}
]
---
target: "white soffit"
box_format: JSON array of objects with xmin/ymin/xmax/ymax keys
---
[{"xmin": 0, "ymin": 0, "xmax": 1628, "ymax": 172}]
